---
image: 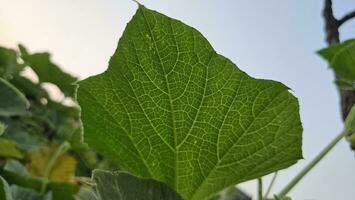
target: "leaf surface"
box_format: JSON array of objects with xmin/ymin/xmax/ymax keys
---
[
  {"xmin": 78, "ymin": 5, "xmax": 302, "ymax": 200},
  {"xmin": 330, "ymin": 41, "xmax": 355, "ymax": 81},
  {"xmin": 0, "ymin": 78, "xmax": 29, "ymax": 117}
]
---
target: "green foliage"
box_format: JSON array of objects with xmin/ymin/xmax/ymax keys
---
[
  {"xmin": 0, "ymin": 176, "xmax": 12, "ymax": 200},
  {"xmin": 0, "ymin": 47, "xmax": 24, "ymax": 79},
  {"xmin": 0, "ymin": 78, "xmax": 29, "ymax": 117},
  {"xmin": 0, "ymin": 122, "xmax": 5, "ymax": 136},
  {"xmin": 0, "ymin": 139, "xmax": 23, "ymax": 159},
  {"xmin": 19, "ymin": 45, "xmax": 78, "ymax": 97},
  {"xmin": 78, "ymin": 5, "xmax": 302, "ymax": 200},
  {"xmin": 77, "ymin": 170, "xmax": 183, "ymax": 200},
  {"xmin": 318, "ymin": 39, "xmax": 355, "ymax": 89}
]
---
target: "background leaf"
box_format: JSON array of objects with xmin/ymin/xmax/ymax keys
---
[
  {"xmin": 0, "ymin": 176, "xmax": 13, "ymax": 200},
  {"xmin": 78, "ymin": 5, "xmax": 302, "ymax": 200},
  {"xmin": 0, "ymin": 78, "xmax": 29, "ymax": 117},
  {"xmin": 77, "ymin": 170, "xmax": 182, "ymax": 200},
  {"xmin": 19, "ymin": 45, "xmax": 77, "ymax": 97},
  {"xmin": 0, "ymin": 138, "xmax": 23, "ymax": 159}
]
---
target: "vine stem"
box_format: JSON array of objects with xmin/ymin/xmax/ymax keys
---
[
  {"xmin": 257, "ymin": 177, "xmax": 263, "ymax": 200},
  {"xmin": 264, "ymin": 171, "xmax": 278, "ymax": 199},
  {"xmin": 40, "ymin": 141, "xmax": 71, "ymax": 194},
  {"xmin": 278, "ymin": 129, "xmax": 347, "ymax": 197}
]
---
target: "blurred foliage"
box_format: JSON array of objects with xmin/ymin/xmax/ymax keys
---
[{"xmin": 0, "ymin": 45, "xmax": 115, "ymax": 200}]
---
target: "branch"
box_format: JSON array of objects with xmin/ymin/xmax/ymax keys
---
[
  {"xmin": 323, "ymin": 0, "xmax": 340, "ymax": 44},
  {"xmin": 338, "ymin": 10, "xmax": 355, "ymax": 26}
]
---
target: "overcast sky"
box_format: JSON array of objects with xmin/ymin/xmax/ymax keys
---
[{"xmin": 1, "ymin": 0, "xmax": 355, "ymax": 199}]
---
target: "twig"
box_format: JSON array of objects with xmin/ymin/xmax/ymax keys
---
[{"xmin": 338, "ymin": 10, "xmax": 355, "ymax": 26}]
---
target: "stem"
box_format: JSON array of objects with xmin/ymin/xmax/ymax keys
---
[
  {"xmin": 278, "ymin": 130, "xmax": 347, "ymax": 197},
  {"xmin": 264, "ymin": 171, "xmax": 278, "ymax": 199},
  {"xmin": 40, "ymin": 142, "xmax": 71, "ymax": 193},
  {"xmin": 257, "ymin": 177, "xmax": 263, "ymax": 200}
]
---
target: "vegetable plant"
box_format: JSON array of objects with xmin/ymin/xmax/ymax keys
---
[{"xmin": 0, "ymin": 1, "xmax": 355, "ymax": 200}]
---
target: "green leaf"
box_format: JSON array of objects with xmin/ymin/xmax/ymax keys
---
[
  {"xmin": 77, "ymin": 170, "xmax": 182, "ymax": 200},
  {"xmin": 0, "ymin": 47, "xmax": 24, "ymax": 79},
  {"xmin": 10, "ymin": 75, "xmax": 49, "ymax": 101},
  {"xmin": 19, "ymin": 45, "xmax": 77, "ymax": 97},
  {"xmin": 0, "ymin": 169, "xmax": 79, "ymax": 200},
  {"xmin": 0, "ymin": 78, "xmax": 30, "ymax": 117},
  {"xmin": 0, "ymin": 138, "xmax": 23, "ymax": 159},
  {"xmin": 0, "ymin": 121, "xmax": 5, "ymax": 136},
  {"xmin": 330, "ymin": 41, "xmax": 355, "ymax": 81},
  {"xmin": 11, "ymin": 185, "xmax": 52, "ymax": 200},
  {"xmin": 318, "ymin": 39, "xmax": 355, "ymax": 63},
  {"xmin": 77, "ymin": 5, "xmax": 302, "ymax": 200},
  {"xmin": 0, "ymin": 176, "xmax": 13, "ymax": 200}
]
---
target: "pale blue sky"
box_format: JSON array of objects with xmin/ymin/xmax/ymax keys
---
[{"xmin": 1, "ymin": 0, "xmax": 355, "ymax": 199}]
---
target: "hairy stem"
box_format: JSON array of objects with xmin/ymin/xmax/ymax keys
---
[
  {"xmin": 264, "ymin": 171, "xmax": 278, "ymax": 199},
  {"xmin": 278, "ymin": 130, "xmax": 347, "ymax": 197},
  {"xmin": 257, "ymin": 177, "xmax": 263, "ymax": 200}
]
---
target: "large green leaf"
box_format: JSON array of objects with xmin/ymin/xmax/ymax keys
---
[
  {"xmin": 77, "ymin": 5, "xmax": 302, "ymax": 200},
  {"xmin": 19, "ymin": 45, "xmax": 77, "ymax": 97},
  {"xmin": 77, "ymin": 170, "xmax": 183, "ymax": 200},
  {"xmin": 0, "ymin": 78, "xmax": 29, "ymax": 117}
]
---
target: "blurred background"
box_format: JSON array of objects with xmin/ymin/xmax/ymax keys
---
[{"xmin": 0, "ymin": 0, "xmax": 354, "ymax": 199}]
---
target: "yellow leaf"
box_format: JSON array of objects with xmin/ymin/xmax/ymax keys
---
[{"xmin": 26, "ymin": 145, "xmax": 76, "ymax": 182}]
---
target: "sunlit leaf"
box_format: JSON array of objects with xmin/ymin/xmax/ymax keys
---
[{"xmin": 78, "ymin": 5, "xmax": 302, "ymax": 200}]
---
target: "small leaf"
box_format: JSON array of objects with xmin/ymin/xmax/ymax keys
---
[
  {"xmin": 4, "ymin": 159, "xmax": 29, "ymax": 177},
  {"xmin": 0, "ymin": 47, "xmax": 24, "ymax": 79},
  {"xmin": 0, "ymin": 176, "xmax": 13, "ymax": 200},
  {"xmin": 0, "ymin": 78, "xmax": 30, "ymax": 117},
  {"xmin": 318, "ymin": 39, "xmax": 355, "ymax": 63},
  {"xmin": 78, "ymin": 5, "xmax": 302, "ymax": 200},
  {"xmin": 0, "ymin": 138, "xmax": 23, "ymax": 159},
  {"xmin": 19, "ymin": 45, "xmax": 77, "ymax": 97},
  {"xmin": 330, "ymin": 41, "xmax": 355, "ymax": 81},
  {"xmin": 77, "ymin": 170, "xmax": 183, "ymax": 200}
]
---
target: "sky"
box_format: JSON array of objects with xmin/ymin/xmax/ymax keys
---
[{"xmin": 1, "ymin": 0, "xmax": 355, "ymax": 199}]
